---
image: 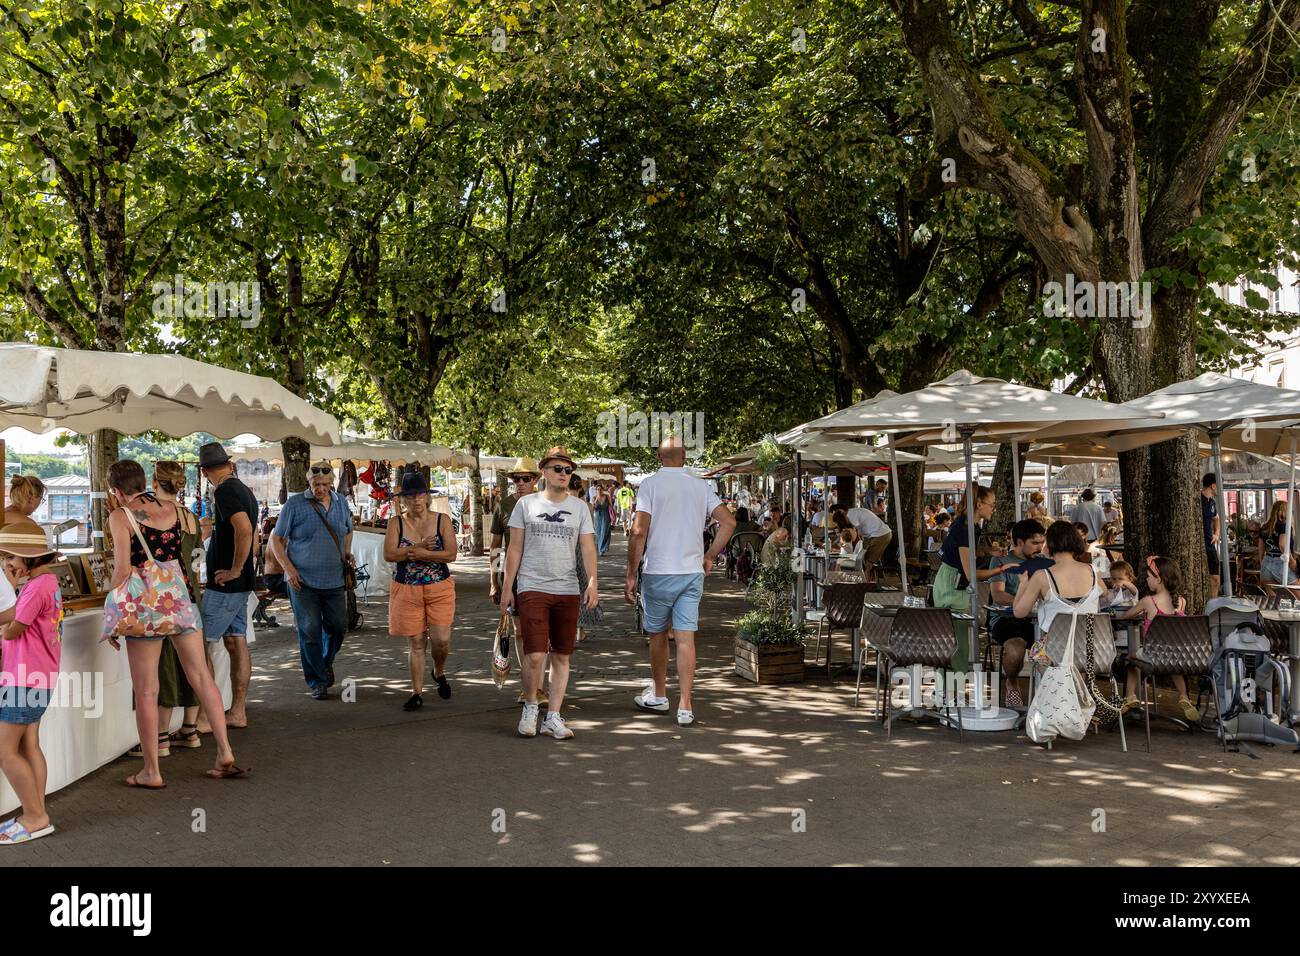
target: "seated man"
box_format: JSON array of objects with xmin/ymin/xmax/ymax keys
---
[
  {"xmin": 988, "ymin": 519, "xmax": 1044, "ymax": 708},
  {"xmin": 760, "ymin": 527, "xmax": 791, "ymax": 567}
]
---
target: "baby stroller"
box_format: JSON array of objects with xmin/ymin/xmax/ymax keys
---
[{"xmin": 1205, "ymin": 597, "xmax": 1299, "ymax": 754}]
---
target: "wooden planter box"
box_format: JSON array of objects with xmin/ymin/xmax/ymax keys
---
[{"xmin": 734, "ymin": 638, "xmax": 805, "ymax": 685}]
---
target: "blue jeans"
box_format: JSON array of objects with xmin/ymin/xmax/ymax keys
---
[
  {"xmin": 594, "ymin": 508, "xmax": 611, "ymax": 555},
  {"xmin": 288, "ymin": 584, "xmax": 346, "ymax": 690}
]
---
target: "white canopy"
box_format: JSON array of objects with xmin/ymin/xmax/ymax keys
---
[
  {"xmin": 229, "ymin": 437, "xmax": 474, "ymax": 469},
  {"xmin": 810, "ymin": 370, "xmax": 1156, "ymax": 442},
  {"xmin": 0, "ymin": 343, "xmax": 339, "ymax": 444},
  {"xmin": 775, "ymin": 390, "xmax": 900, "ymax": 446}
]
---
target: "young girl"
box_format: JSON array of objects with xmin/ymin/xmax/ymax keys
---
[
  {"xmin": 0, "ymin": 522, "xmax": 63, "ymax": 844},
  {"xmin": 1120, "ymin": 556, "xmax": 1198, "ymax": 721},
  {"xmin": 1101, "ymin": 560, "xmax": 1138, "ymax": 609}
]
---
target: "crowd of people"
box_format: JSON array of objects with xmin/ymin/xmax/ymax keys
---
[{"xmin": 0, "ymin": 435, "xmax": 728, "ymax": 843}]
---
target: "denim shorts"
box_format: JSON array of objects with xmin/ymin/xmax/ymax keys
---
[
  {"xmin": 202, "ymin": 588, "xmax": 249, "ymax": 643},
  {"xmin": 640, "ymin": 573, "xmax": 705, "ymax": 634},
  {"xmin": 0, "ymin": 686, "xmax": 50, "ymax": 725}
]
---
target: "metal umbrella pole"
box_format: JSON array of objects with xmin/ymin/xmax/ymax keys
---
[
  {"xmin": 1011, "ymin": 440, "xmax": 1022, "ymax": 521},
  {"xmin": 1284, "ymin": 435, "xmax": 1297, "ymax": 587},
  {"xmin": 1209, "ymin": 426, "xmax": 1231, "ymax": 597},
  {"xmin": 962, "ymin": 428, "xmax": 981, "ymax": 671},
  {"xmin": 888, "ymin": 434, "xmax": 908, "ymax": 597},
  {"xmin": 793, "ymin": 451, "xmax": 804, "ymax": 625}
]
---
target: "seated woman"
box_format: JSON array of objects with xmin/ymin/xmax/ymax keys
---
[
  {"xmin": 1120, "ymin": 557, "xmax": 1199, "ymax": 722},
  {"xmin": 1257, "ymin": 501, "xmax": 1296, "ymax": 585},
  {"xmin": 1091, "ymin": 523, "xmax": 1120, "ymax": 576},
  {"xmin": 733, "ymin": 507, "xmax": 761, "ymax": 538},
  {"xmin": 1011, "ymin": 520, "xmax": 1104, "ymax": 689}
]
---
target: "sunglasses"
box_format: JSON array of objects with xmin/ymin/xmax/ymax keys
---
[
  {"xmin": 510, "ymin": 475, "xmax": 537, "ymax": 483},
  {"xmin": 310, "ymin": 466, "xmax": 333, "ymax": 476},
  {"xmin": 549, "ymin": 465, "xmax": 574, "ymax": 475}
]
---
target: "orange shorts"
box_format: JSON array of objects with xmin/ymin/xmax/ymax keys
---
[{"xmin": 388, "ymin": 578, "xmax": 456, "ymax": 635}]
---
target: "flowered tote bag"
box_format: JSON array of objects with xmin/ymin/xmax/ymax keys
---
[{"xmin": 101, "ymin": 509, "xmax": 200, "ymax": 639}]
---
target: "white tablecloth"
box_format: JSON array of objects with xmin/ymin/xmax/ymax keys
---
[
  {"xmin": 0, "ymin": 596, "xmax": 247, "ymax": 816},
  {"xmin": 352, "ymin": 527, "xmax": 393, "ymax": 597}
]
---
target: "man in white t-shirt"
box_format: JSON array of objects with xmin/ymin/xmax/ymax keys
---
[
  {"xmin": 626, "ymin": 436, "xmax": 735, "ymax": 726},
  {"xmin": 840, "ymin": 502, "xmax": 893, "ymax": 583},
  {"xmin": 502, "ymin": 446, "xmax": 598, "ymax": 740}
]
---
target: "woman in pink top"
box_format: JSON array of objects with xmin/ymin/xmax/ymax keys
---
[
  {"xmin": 0, "ymin": 522, "xmax": 64, "ymax": 845},
  {"xmin": 1120, "ymin": 556, "xmax": 1198, "ymax": 723}
]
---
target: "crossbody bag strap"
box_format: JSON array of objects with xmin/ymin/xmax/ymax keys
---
[
  {"xmin": 122, "ymin": 506, "xmax": 156, "ymax": 564},
  {"xmin": 309, "ymin": 497, "xmax": 347, "ymax": 565}
]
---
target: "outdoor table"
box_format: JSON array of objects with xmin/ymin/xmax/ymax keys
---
[
  {"xmin": 1260, "ymin": 609, "xmax": 1300, "ymax": 722},
  {"xmin": 802, "ymin": 550, "xmax": 827, "ymax": 606}
]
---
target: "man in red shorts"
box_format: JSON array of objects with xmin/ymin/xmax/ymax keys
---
[{"xmin": 501, "ymin": 445, "xmax": 599, "ymax": 739}]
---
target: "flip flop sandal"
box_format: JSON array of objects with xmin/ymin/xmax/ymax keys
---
[
  {"xmin": 205, "ymin": 764, "xmax": 251, "ymax": 780},
  {"xmin": 0, "ymin": 821, "xmax": 54, "ymax": 844},
  {"xmin": 125, "ymin": 774, "xmax": 167, "ymax": 790}
]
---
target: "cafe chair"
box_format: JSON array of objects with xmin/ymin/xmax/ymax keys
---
[
  {"xmin": 855, "ymin": 590, "xmax": 907, "ymax": 713},
  {"xmin": 1131, "ymin": 614, "xmax": 1214, "ymax": 752},
  {"xmin": 809, "ymin": 581, "xmax": 871, "ymax": 675},
  {"xmin": 879, "ymin": 607, "xmax": 962, "ymax": 740}
]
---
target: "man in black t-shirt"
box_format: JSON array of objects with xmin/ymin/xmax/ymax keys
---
[{"xmin": 198, "ymin": 441, "xmax": 257, "ymax": 730}]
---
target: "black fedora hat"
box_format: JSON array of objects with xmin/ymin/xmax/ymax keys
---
[
  {"xmin": 198, "ymin": 441, "xmax": 232, "ymax": 470},
  {"xmin": 398, "ymin": 471, "xmax": 431, "ymax": 496}
]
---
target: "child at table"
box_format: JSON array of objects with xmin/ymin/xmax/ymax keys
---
[
  {"xmin": 1101, "ymin": 560, "xmax": 1138, "ymax": 609},
  {"xmin": 1119, "ymin": 556, "xmax": 1198, "ymax": 722},
  {"xmin": 0, "ymin": 524, "xmax": 64, "ymax": 845}
]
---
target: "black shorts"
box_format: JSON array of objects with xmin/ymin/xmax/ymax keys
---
[
  {"xmin": 991, "ymin": 615, "xmax": 1034, "ymax": 645},
  {"xmin": 1206, "ymin": 546, "xmax": 1220, "ymax": 576}
]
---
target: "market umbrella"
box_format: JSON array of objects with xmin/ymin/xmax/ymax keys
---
[
  {"xmin": 0, "ymin": 343, "xmax": 339, "ymax": 443},
  {"xmin": 1029, "ymin": 373, "xmax": 1300, "ymax": 595},
  {"xmin": 805, "ymin": 371, "xmax": 1158, "ymax": 729},
  {"xmin": 229, "ymin": 437, "xmax": 475, "ymax": 470}
]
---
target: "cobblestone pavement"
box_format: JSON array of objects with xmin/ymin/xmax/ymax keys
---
[{"xmin": 6, "ymin": 535, "xmax": 1299, "ymax": 867}]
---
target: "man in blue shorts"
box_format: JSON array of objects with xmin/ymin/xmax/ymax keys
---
[{"xmin": 625, "ymin": 436, "xmax": 735, "ymax": 726}]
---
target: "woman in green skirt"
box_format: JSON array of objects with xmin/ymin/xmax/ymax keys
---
[{"xmin": 932, "ymin": 485, "xmax": 1004, "ymax": 673}]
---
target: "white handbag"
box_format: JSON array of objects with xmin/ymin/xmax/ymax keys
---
[{"xmin": 1025, "ymin": 611, "xmax": 1095, "ymax": 744}]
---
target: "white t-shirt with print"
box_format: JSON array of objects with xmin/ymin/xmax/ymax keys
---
[
  {"xmin": 636, "ymin": 467, "xmax": 722, "ymax": 575},
  {"xmin": 508, "ymin": 493, "xmax": 595, "ymax": 595}
]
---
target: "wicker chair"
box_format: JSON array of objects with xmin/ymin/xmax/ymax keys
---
[
  {"xmin": 808, "ymin": 581, "xmax": 871, "ymax": 675},
  {"xmin": 1131, "ymin": 614, "xmax": 1214, "ymax": 752},
  {"xmin": 879, "ymin": 607, "xmax": 962, "ymax": 739}
]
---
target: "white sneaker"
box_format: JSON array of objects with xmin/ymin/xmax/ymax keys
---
[
  {"xmin": 634, "ymin": 687, "xmax": 670, "ymax": 712},
  {"xmin": 677, "ymin": 709, "xmax": 695, "ymax": 726},
  {"xmin": 540, "ymin": 712, "xmax": 574, "ymax": 739},
  {"xmin": 518, "ymin": 702, "xmax": 539, "ymax": 737}
]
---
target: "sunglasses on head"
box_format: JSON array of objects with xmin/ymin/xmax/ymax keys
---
[
  {"xmin": 310, "ymin": 466, "xmax": 333, "ymax": 476},
  {"xmin": 550, "ymin": 465, "xmax": 574, "ymax": 475}
]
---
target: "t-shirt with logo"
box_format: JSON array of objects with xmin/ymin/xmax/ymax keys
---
[
  {"xmin": 636, "ymin": 467, "xmax": 722, "ymax": 576},
  {"xmin": 3, "ymin": 573, "xmax": 62, "ymax": 689},
  {"xmin": 509, "ymin": 494, "xmax": 595, "ymax": 595}
]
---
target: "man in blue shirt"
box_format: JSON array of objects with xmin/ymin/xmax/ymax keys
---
[
  {"xmin": 988, "ymin": 519, "xmax": 1045, "ymax": 708},
  {"xmin": 271, "ymin": 461, "xmax": 355, "ymax": 699},
  {"xmin": 1202, "ymin": 473, "xmax": 1220, "ymax": 596}
]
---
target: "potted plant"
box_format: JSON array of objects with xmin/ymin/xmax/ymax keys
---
[{"xmin": 734, "ymin": 554, "xmax": 805, "ymax": 684}]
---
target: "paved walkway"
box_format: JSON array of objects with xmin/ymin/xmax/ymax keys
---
[{"xmin": 8, "ymin": 534, "xmax": 1300, "ymax": 866}]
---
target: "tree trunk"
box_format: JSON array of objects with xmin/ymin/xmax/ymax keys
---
[
  {"xmin": 282, "ymin": 437, "xmax": 309, "ymax": 495},
  {"xmin": 470, "ymin": 446, "xmax": 484, "ymax": 556},
  {"xmin": 88, "ymin": 428, "xmax": 119, "ymax": 547},
  {"xmin": 987, "ymin": 444, "xmax": 1026, "ymax": 535},
  {"xmin": 896, "ymin": 461, "xmax": 927, "ymax": 559}
]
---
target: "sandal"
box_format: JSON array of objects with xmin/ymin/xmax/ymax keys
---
[
  {"xmin": 125, "ymin": 774, "xmax": 167, "ymax": 790},
  {"xmin": 1004, "ymin": 685, "xmax": 1024, "ymax": 709},
  {"xmin": 205, "ymin": 762, "xmax": 250, "ymax": 780},
  {"xmin": 0, "ymin": 820, "xmax": 55, "ymax": 844},
  {"xmin": 168, "ymin": 724, "xmax": 202, "ymax": 749},
  {"xmin": 128, "ymin": 733, "xmax": 171, "ymax": 758}
]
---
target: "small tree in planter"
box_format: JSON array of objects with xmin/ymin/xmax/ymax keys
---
[{"xmin": 734, "ymin": 553, "xmax": 805, "ymax": 684}]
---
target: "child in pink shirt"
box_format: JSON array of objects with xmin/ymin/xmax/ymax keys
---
[{"xmin": 0, "ymin": 522, "xmax": 64, "ymax": 845}]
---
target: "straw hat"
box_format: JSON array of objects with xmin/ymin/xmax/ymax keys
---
[
  {"xmin": 506, "ymin": 456, "xmax": 541, "ymax": 478},
  {"xmin": 0, "ymin": 519, "xmax": 57, "ymax": 558},
  {"xmin": 538, "ymin": 446, "xmax": 576, "ymax": 470}
]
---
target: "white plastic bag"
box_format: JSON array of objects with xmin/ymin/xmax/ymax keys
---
[{"xmin": 1025, "ymin": 612, "xmax": 1095, "ymax": 743}]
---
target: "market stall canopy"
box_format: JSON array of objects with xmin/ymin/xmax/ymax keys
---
[
  {"xmin": 0, "ymin": 343, "xmax": 339, "ymax": 444},
  {"xmin": 1027, "ymin": 373, "xmax": 1300, "ymax": 451},
  {"xmin": 775, "ymin": 390, "xmax": 899, "ymax": 446},
  {"xmin": 809, "ymin": 371, "xmax": 1158, "ymax": 443},
  {"xmin": 229, "ymin": 437, "xmax": 474, "ymax": 469},
  {"xmin": 766, "ymin": 439, "xmax": 924, "ymax": 480}
]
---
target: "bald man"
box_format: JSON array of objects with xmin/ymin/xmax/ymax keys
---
[{"xmin": 626, "ymin": 436, "xmax": 735, "ymax": 726}]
